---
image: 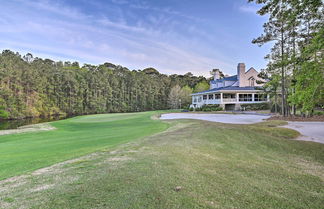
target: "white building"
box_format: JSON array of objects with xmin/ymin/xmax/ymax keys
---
[{"xmin": 191, "ymin": 63, "xmax": 269, "ymax": 110}]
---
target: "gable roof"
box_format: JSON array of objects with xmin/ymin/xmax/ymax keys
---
[{"xmin": 246, "ymin": 67, "xmax": 257, "ymax": 74}]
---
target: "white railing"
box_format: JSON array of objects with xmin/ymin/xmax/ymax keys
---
[
  {"xmin": 222, "ymin": 98, "xmax": 236, "ymax": 103},
  {"xmin": 205, "ymin": 99, "xmax": 221, "ymax": 104}
]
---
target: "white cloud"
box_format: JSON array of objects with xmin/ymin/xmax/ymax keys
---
[
  {"xmin": 129, "ymin": 2, "xmax": 204, "ymax": 23},
  {"xmin": 0, "ymin": 0, "xmax": 238, "ymax": 76},
  {"xmin": 18, "ymin": 0, "xmax": 91, "ymax": 20}
]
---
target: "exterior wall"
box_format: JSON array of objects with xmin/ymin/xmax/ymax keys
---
[
  {"xmin": 242, "ymin": 68, "xmax": 264, "ymax": 87},
  {"xmin": 238, "ymin": 66, "xmax": 265, "ymax": 87}
]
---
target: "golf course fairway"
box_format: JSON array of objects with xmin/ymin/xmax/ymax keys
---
[
  {"xmin": 1, "ymin": 112, "xmax": 324, "ymax": 209},
  {"xmin": 0, "ymin": 111, "xmax": 169, "ymax": 180}
]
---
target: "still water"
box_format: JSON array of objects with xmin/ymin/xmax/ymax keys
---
[{"xmin": 0, "ymin": 116, "xmax": 70, "ymax": 130}]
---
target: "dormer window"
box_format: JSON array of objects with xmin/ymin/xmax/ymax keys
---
[{"xmin": 248, "ymin": 77, "xmax": 255, "ymax": 87}]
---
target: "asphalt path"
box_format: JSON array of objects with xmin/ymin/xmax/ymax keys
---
[
  {"xmin": 160, "ymin": 113, "xmax": 270, "ymax": 124},
  {"xmin": 283, "ymin": 122, "xmax": 324, "ymax": 144},
  {"xmin": 161, "ymin": 113, "xmax": 324, "ymax": 144}
]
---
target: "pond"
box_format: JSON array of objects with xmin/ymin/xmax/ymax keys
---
[{"xmin": 0, "ymin": 116, "xmax": 71, "ymax": 130}]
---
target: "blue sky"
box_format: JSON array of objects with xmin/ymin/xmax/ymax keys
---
[{"xmin": 0, "ymin": 0, "xmax": 271, "ymax": 76}]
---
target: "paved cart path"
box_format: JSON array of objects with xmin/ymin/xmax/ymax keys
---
[
  {"xmin": 160, "ymin": 113, "xmax": 270, "ymax": 124},
  {"xmin": 283, "ymin": 122, "xmax": 324, "ymax": 144},
  {"xmin": 161, "ymin": 113, "xmax": 324, "ymax": 144}
]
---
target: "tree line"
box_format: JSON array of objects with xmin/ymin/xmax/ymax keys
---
[
  {"xmin": 250, "ymin": 0, "xmax": 324, "ymax": 116},
  {"xmin": 0, "ymin": 50, "xmax": 209, "ymax": 119}
]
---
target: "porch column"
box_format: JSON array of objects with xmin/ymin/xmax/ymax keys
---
[
  {"xmin": 252, "ymin": 93, "xmax": 255, "ymax": 102},
  {"xmin": 220, "ymin": 93, "xmax": 223, "ymax": 103},
  {"xmin": 236, "ymin": 93, "xmax": 239, "ymax": 102}
]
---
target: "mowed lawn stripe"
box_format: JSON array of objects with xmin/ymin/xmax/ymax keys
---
[{"xmin": 0, "ymin": 111, "xmax": 169, "ymax": 180}]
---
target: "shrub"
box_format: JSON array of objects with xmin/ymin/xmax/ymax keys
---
[
  {"xmin": 194, "ymin": 104, "xmax": 223, "ymax": 112},
  {"xmin": 0, "ymin": 106, "xmax": 9, "ymax": 119},
  {"xmin": 314, "ymin": 111, "xmax": 324, "ymax": 116},
  {"xmin": 241, "ymin": 103, "xmax": 270, "ymax": 111}
]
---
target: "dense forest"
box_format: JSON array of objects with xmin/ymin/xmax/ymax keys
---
[
  {"xmin": 0, "ymin": 50, "xmax": 208, "ymax": 119},
  {"xmin": 250, "ymin": 0, "xmax": 324, "ymax": 116}
]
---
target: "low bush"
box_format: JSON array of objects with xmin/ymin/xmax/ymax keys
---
[
  {"xmin": 241, "ymin": 103, "xmax": 270, "ymax": 111},
  {"xmin": 314, "ymin": 111, "xmax": 324, "ymax": 116},
  {"xmin": 192, "ymin": 104, "xmax": 223, "ymax": 112}
]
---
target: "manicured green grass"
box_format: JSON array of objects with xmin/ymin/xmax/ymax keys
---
[
  {"xmin": 0, "ymin": 111, "xmax": 169, "ymax": 180},
  {"xmin": 1, "ymin": 113, "xmax": 323, "ymax": 209}
]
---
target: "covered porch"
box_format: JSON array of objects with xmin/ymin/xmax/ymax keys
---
[
  {"xmin": 192, "ymin": 92, "xmax": 269, "ymax": 105},
  {"xmin": 197, "ymin": 93, "xmax": 268, "ymax": 104}
]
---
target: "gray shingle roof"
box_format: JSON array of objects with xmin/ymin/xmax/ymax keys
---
[
  {"xmin": 210, "ymin": 75, "xmax": 237, "ymax": 84},
  {"xmin": 221, "ymin": 86, "xmax": 259, "ymax": 91},
  {"xmin": 192, "ymin": 86, "xmax": 262, "ymax": 95}
]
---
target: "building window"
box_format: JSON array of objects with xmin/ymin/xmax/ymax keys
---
[
  {"xmin": 255, "ymin": 94, "xmax": 267, "ymax": 101},
  {"xmin": 239, "ymin": 94, "xmax": 252, "ymax": 101},
  {"xmin": 194, "ymin": 97, "xmax": 197, "ymax": 103},
  {"xmin": 203, "ymin": 95, "xmax": 207, "ymax": 100},
  {"xmin": 223, "ymin": 93, "xmax": 236, "ymax": 99},
  {"xmin": 214, "ymin": 94, "xmax": 221, "ymax": 99},
  {"xmin": 198, "ymin": 97, "xmax": 202, "ymax": 102},
  {"xmin": 208, "ymin": 94, "xmax": 214, "ymax": 100},
  {"xmin": 249, "ymin": 77, "xmax": 255, "ymax": 87}
]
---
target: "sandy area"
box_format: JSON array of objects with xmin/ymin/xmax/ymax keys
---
[
  {"xmin": 160, "ymin": 113, "xmax": 270, "ymax": 124},
  {"xmin": 0, "ymin": 123, "xmax": 56, "ymax": 136},
  {"xmin": 283, "ymin": 122, "xmax": 324, "ymax": 144}
]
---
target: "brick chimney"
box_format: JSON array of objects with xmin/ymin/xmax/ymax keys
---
[
  {"xmin": 211, "ymin": 69, "xmax": 220, "ymax": 81},
  {"xmin": 237, "ymin": 63, "xmax": 245, "ymax": 87}
]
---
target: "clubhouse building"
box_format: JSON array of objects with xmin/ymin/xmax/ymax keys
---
[{"xmin": 191, "ymin": 63, "xmax": 269, "ymax": 110}]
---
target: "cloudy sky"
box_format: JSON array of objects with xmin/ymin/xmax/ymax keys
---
[{"xmin": 0, "ymin": 0, "xmax": 271, "ymax": 76}]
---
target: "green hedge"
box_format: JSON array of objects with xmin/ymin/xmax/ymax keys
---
[
  {"xmin": 241, "ymin": 103, "xmax": 270, "ymax": 111},
  {"xmin": 191, "ymin": 104, "xmax": 223, "ymax": 112}
]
